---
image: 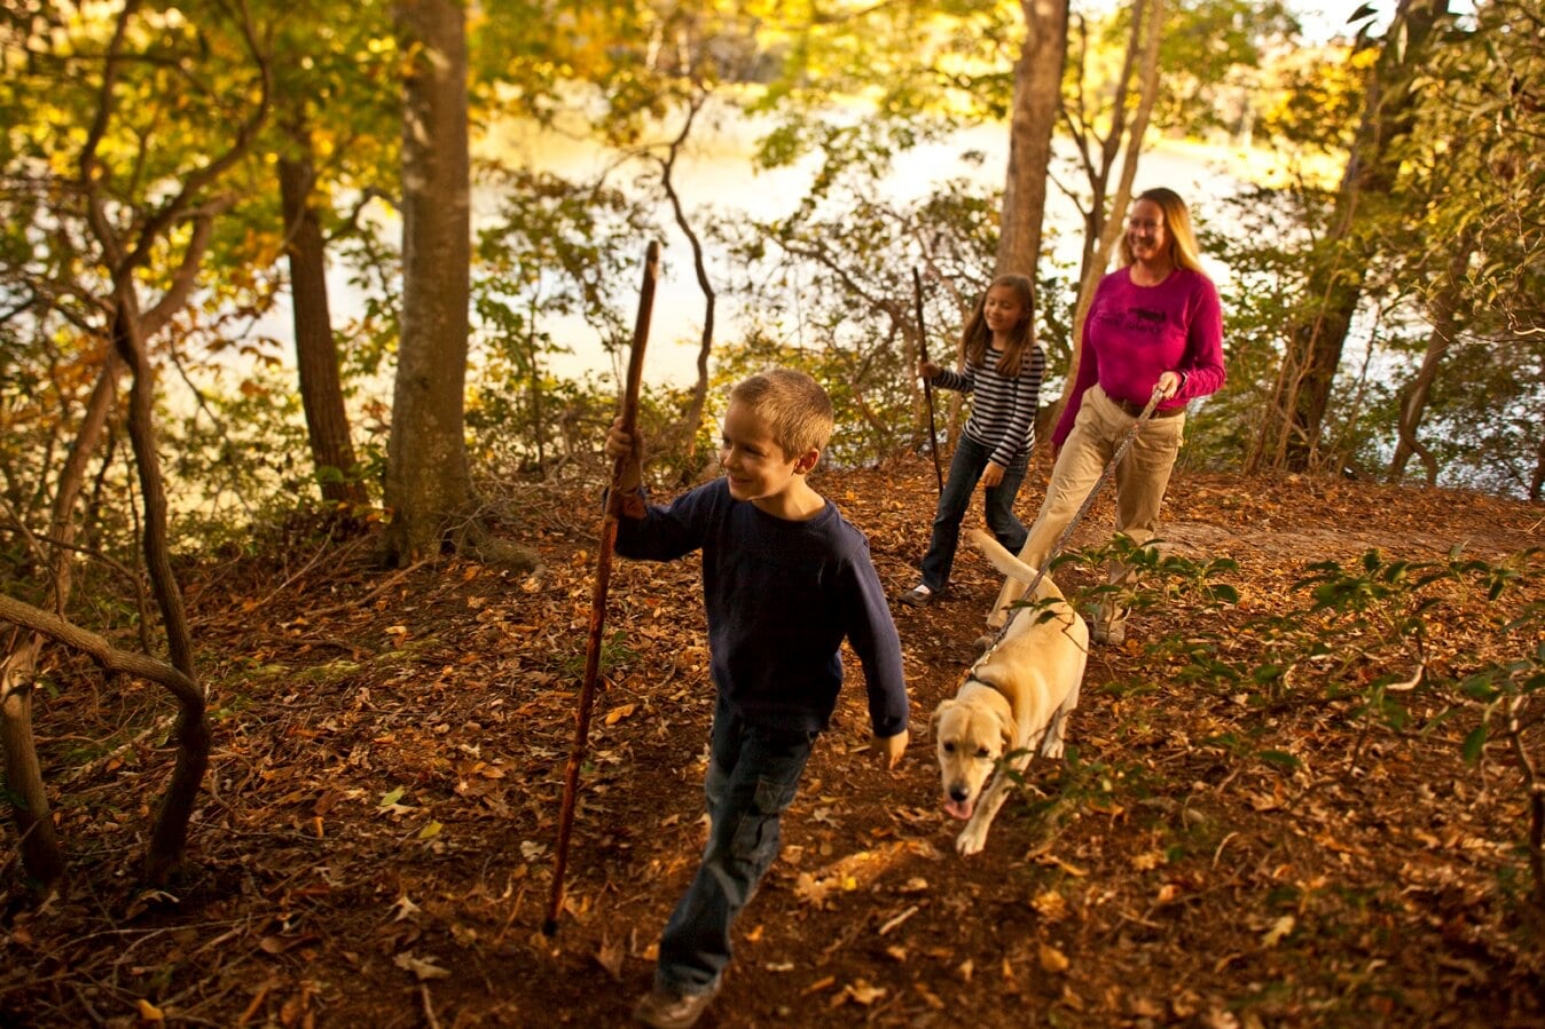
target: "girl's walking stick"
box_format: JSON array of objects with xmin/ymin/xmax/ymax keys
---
[
  {"xmin": 544, "ymin": 241, "xmax": 660, "ymax": 937},
  {"xmin": 913, "ymin": 267, "xmax": 944, "ymax": 493}
]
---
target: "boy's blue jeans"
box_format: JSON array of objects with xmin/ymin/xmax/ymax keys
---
[
  {"xmin": 654, "ymin": 696, "xmax": 815, "ymax": 995},
  {"xmin": 919, "ymin": 434, "xmax": 1029, "ymax": 592}
]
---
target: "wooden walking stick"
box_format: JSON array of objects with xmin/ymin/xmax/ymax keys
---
[
  {"xmin": 543, "ymin": 240, "xmax": 659, "ymax": 937},
  {"xmin": 913, "ymin": 267, "xmax": 944, "ymax": 493}
]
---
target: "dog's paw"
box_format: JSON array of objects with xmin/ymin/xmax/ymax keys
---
[
  {"xmin": 955, "ymin": 827, "xmax": 986, "ymax": 856},
  {"xmin": 1039, "ymin": 737, "xmax": 1065, "ymax": 760}
]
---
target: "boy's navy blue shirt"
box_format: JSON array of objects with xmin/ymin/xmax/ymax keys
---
[{"xmin": 614, "ymin": 478, "xmax": 909, "ymax": 738}]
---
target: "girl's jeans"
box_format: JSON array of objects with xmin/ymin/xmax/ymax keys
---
[
  {"xmin": 919, "ymin": 433, "xmax": 1029, "ymax": 592},
  {"xmin": 654, "ymin": 695, "xmax": 815, "ymax": 995}
]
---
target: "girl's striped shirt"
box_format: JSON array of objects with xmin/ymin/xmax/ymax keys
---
[{"xmin": 933, "ymin": 343, "xmax": 1044, "ymax": 468}]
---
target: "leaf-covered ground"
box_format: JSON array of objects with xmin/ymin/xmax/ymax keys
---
[{"xmin": 4, "ymin": 458, "xmax": 1544, "ymax": 1028}]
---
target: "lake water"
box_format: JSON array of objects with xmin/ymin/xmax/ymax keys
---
[
  {"xmin": 259, "ymin": 104, "xmax": 1257, "ymax": 395},
  {"xmin": 473, "ymin": 108, "xmax": 1250, "ymax": 388}
]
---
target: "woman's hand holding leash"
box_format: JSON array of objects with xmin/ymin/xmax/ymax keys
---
[{"xmin": 1156, "ymin": 370, "xmax": 1183, "ymax": 400}]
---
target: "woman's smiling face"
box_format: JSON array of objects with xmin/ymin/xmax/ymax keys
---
[{"xmin": 1126, "ymin": 198, "xmax": 1170, "ymax": 266}]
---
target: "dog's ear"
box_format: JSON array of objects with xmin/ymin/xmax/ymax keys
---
[
  {"xmin": 928, "ymin": 700, "xmax": 955, "ymax": 738},
  {"xmin": 996, "ymin": 710, "xmax": 1015, "ymax": 753}
]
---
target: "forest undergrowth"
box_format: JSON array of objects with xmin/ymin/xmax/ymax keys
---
[{"xmin": 3, "ymin": 456, "xmax": 1543, "ymax": 1028}]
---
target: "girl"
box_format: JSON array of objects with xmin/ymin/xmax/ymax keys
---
[{"xmin": 901, "ymin": 273, "xmax": 1044, "ymax": 606}]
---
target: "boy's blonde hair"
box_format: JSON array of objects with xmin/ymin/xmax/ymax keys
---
[{"xmin": 729, "ymin": 369, "xmax": 834, "ymax": 459}]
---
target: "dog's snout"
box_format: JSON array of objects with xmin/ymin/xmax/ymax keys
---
[{"xmin": 948, "ymin": 784, "xmax": 970, "ymax": 803}]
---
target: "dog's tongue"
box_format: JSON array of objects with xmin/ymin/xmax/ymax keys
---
[{"xmin": 945, "ymin": 798, "xmax": 974, "ymax": 821}]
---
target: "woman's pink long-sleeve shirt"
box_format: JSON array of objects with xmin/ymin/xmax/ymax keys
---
[{"xmin": 1053, "ymin": 266, "xmax": 1226, "ymax": 448}]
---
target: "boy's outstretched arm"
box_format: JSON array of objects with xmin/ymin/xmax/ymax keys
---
[{"xmin": 843, "ymin": 543, "xmax": 910, "ymax": 767}]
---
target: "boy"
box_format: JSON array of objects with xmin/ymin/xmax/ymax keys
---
[{"xmin": 604, "ymin": 369, "xmax": 910, "ymax": 1029}]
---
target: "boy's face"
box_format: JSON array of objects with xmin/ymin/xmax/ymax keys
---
[{"xmin": 719, "ymin": 400, "xmax": 814, "ymax": 509}]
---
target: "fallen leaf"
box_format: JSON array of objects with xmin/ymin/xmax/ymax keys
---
[
  {"xmin": 257, "ymin": 934, "xmax": 318, "ymax": 955},
  {"xmin": 604, "ymin": 703, "xmax": 637, "ymax": 726},
  {"xmin": 137, "ymin": 998, "xmax": 165, "ymax": 1022},
  {"xmin": 1039, "ymin": 943, "xmax": 1070, "ymax": 973},
  {"xmin": 595, "ymin": 937, "xmax": 624, "ymax": 981},
  {"xmin": 1262, "ymin": 914, "xmax": 1294, "ymax": 948},
  {"xmin": 843, "ymin": 980, "xmax": 886, "ymax": 1006},
  {"xmin": 1031, "ymin": 889, "xmax": 1068, "ymax": 921},
  {"xmin": 393, "ymin": 951, "xmax": 451, "ymax": 981}
]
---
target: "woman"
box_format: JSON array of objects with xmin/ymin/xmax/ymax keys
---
[{"xmin": 985, "ymin": 187, "xmax": 1225, "ymax": 644}]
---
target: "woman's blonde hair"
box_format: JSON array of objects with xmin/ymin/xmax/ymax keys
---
[
  {"xmin": 1119, "ymin": 187, "xmax": 1205, "ymax": 273},
  {"xmin": 960, "ymin": 273, "xmax": 1036, "ymax": 377}
]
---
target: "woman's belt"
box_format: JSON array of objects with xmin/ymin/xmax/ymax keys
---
[{"xmin": 1112, "ymin": 395, "xmax": 1185, "ymax": 419}]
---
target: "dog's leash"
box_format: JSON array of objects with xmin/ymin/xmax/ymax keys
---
[{"xmin": 978, "ymin": 384, "xmax": 1167, "ymax": 657}]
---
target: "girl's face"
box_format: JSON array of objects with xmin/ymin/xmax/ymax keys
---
[
  {"xmin": 982, "ymin": 285, "xmax": 1028, "ymax": 337},
  {"xmin": 1127, "ymin": 199, "xmax": 1170, "ymax": 265}
]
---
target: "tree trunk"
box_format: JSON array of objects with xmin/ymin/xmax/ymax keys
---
[
  {"xmin": 1531, "ymin": 434, "xmax": 1545, "ymax": 504},
  {"xmin": 109, "ymin": 295, "xmax": 210, "ymax": 884},
  {"xmin": 0, "ymin": 354, "xmax": 125, "ymax": 890},
  {"xmin": 995, "ymin": 0, "xmax": 1069, "ymax": 279},
  {"xmin": 8, "ymin": 0, "xmax": 264, "ymax": 887},
  {"xmin": 278, "ymin": 127, "xmax": 367, "ymax": 511},
  {"xmin": 382, "ymin": 0, "xmax": 476, "ymax": 566},
  {"xmin": 660, "ymin": 93, "xmax": 714, "ymax": 477},
  {"xmin": 1060, "ymin": 0, "xmax": 1164, "ymax": 417},
  {"xmin": 1390, "ymin": 243, "xmax": 1469, "ymax": 484},
  {"xmin": 0, "ymin": 592, "xmax": 206, "ymax": 883},
  {"xmin": 1254, "ymin": 0, "xmax": 1448, "ymax": 473},
  {"xmin": 1, "ymin": 646, "xmax": 64, "ymax": 889}
]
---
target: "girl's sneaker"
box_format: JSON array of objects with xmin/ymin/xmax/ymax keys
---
[{"xmin": 899, "ymin": 584, "xmax": 935, "ymax": 607}]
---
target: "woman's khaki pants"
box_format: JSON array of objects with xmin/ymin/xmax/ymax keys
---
[{"xmin": 987, "ymin": 384, "xmax": 1185, "ymax": 637}]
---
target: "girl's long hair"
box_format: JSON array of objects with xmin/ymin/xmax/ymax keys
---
[
  {"xmin": 1119, "ymin": 187, "xmax": 1206, "ymax": 273},
  {"xmin": 960, "ymin": 273, "xmax": 1036, "ymax": 377}
]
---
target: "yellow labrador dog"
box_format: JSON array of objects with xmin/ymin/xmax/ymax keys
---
[{"xmin": 931, "ymin": 530, "xmax": 1089, "ymax": 855}]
